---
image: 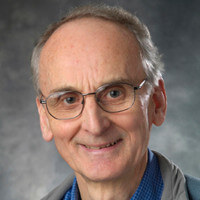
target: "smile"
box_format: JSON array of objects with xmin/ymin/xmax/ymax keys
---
[{"xmin": 83, "ymin": 139, "xmax": 122, "ymax": 150}]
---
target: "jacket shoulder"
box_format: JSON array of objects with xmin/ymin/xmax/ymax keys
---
[
  {"xmin": 185, "ymin": 174, "xmax": 200, "ymax": 200},
  {"xmin": 41, "ymin": 174, "xmax": 75, "ymax": 200},
  {"xmin": 154, "ymin": 151, "xmax": 188, "ymax": 200}
]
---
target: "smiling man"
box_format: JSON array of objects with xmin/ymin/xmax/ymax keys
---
[{"xmin": 31, "ymin": 4, "xmax": 199, "ymax": 200}]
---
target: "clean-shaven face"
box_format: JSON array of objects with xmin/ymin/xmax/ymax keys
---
[{"xmin": 38, "ymin": 17, "xmax": 156, "ymax": 182}]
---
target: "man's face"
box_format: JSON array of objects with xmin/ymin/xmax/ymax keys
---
[{"xmin": 37, "ymin": 18, "xmax": 166, "ymax": 182}]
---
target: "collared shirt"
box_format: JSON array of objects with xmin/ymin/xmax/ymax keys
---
[{"xmin": 63, "ymin": 149, "xmax": 164, "ymax": 200}]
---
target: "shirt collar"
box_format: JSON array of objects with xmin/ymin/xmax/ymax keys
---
[{"xmin": 130, "ymin": 149, "xmax": 164, "ymax": 200}]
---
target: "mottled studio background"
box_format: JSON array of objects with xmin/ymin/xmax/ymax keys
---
[{"xmin": 0, "ymin": 0, "xmax": 200, "ymax": 199}]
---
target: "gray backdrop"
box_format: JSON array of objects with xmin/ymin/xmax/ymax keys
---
[{"xmin": 0, "ymin": 0, "xmax": 200, "ymax": 199}]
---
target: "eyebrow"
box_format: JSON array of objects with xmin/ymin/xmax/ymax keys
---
[
  {"xmin": 50, "ymin": 85, "xmax": 78, "ymax": 94},
  {"xmin": 101, "ymin": 78, "xmax": 135, "ymax": 86},
  {"xmin": 49, "ymin": 78, "xmax": 136, "ymax": 94}
]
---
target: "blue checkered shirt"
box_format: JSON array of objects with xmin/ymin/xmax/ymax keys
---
[{"xmin": 63, "ymin": 149, "xmax": 164, "ymax": 200}]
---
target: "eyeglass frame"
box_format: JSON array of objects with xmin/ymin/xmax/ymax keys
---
[{"xmin": 39, "ymin": 79, "xmax": 147, "ymax": 120}]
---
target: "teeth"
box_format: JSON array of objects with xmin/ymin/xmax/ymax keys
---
[{"xmin": 85, "ymin": 140, "xmax": 119, "ymax": 149}]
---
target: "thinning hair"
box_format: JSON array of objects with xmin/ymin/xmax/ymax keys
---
[{"xmin": 31, "ymin": 4, "xmax": 164, "ymax": 94}]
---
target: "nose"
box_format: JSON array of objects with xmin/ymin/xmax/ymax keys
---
[{"xmin": 81, "ymin": 95, "xmax": 111, "ymax": 136}]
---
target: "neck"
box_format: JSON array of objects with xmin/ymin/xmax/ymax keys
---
[{"xmin": 76, "ymin": 152, "xmax": 148, "ymax": 200}]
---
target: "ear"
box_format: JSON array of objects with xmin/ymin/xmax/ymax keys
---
[
  {"xmin": 152, "ymin": 79, "xmax": 167, "ymax": 126},
  {"xmin": 36, "ymin": 97, "xmax": 53, "ymax": 142}
]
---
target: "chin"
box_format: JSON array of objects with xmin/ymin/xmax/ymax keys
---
[{"xmin": 75, "ymin": 162, "xmax": 127, "ymax": 183}]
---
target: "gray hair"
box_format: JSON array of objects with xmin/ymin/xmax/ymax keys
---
[{"xmin": 31, "ymin": 4, "xmax": 164, "ymax": 95}]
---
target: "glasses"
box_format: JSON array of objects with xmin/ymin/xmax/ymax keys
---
[{"xmin": 40, "ymin": 79, "xmax": 146, "ymax": 120}]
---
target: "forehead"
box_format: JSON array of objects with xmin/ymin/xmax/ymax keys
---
[{"xmin": 39, "ymin": 17, "xmax": 144, "ymax": 95}]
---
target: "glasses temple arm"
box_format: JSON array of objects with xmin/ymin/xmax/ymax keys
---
[{"xmin": 133, "ymin": 79, "xmax": 146, "ymax": 90}]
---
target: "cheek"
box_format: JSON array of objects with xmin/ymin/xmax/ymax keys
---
[
  {"xmin": 49, "ymin": 119, "xmax": 80, "ymax": 143},
  {"xmin": 48, "ymin": 120, "xmax": 81, "ymax": 164},
  {"xmin": 112, "ymin": 99, "xmax": 151, "ymax": 145},
  {"xmin": 118, "ymin": 103, "xmax": 149, "ymax": 134}
]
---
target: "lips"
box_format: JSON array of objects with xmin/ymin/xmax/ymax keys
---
[{"xmin": 83, "ymin": 139, "xmax": 122, "ymax": 150}]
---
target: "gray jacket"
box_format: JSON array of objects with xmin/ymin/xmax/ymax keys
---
[{"xmin": 41, "ymin": 151, "xmax": 198, "ymax": 200}]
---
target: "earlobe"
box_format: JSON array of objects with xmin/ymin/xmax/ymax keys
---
[
  {"xmin": 152, "ymin": 79, "xmax": 167, "ymax": 126},
  {"xmin": 36, "ymin": 97, "xmax": 53, "ymax": 142}
]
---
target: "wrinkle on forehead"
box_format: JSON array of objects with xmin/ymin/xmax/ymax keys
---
[{"xmin": 39, "ymin": 17, "xmax": 144, "ymax": 95}]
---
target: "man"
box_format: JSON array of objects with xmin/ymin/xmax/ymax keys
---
[{"xmin": 31, "ymin": 5, "xmax": 199, "ymax": 200}]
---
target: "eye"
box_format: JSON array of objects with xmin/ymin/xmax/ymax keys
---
[
  {"xmin": 48, "ymin": 91, "xmax": 81, "ymax": 108},
  {"xmin": 60, "ymin": 92, "xmax": 81, "ymax": 105},
  {"xmin": 108, "ymin": 90, "xmax": 121, "ymax": 98},
  {"xmin": 64, "ymin": 96, "xmax": 76, "ymax": 104},
  {"xmin": 98, "ymin": 85, "xmax": 126, "ymax": 103}
]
